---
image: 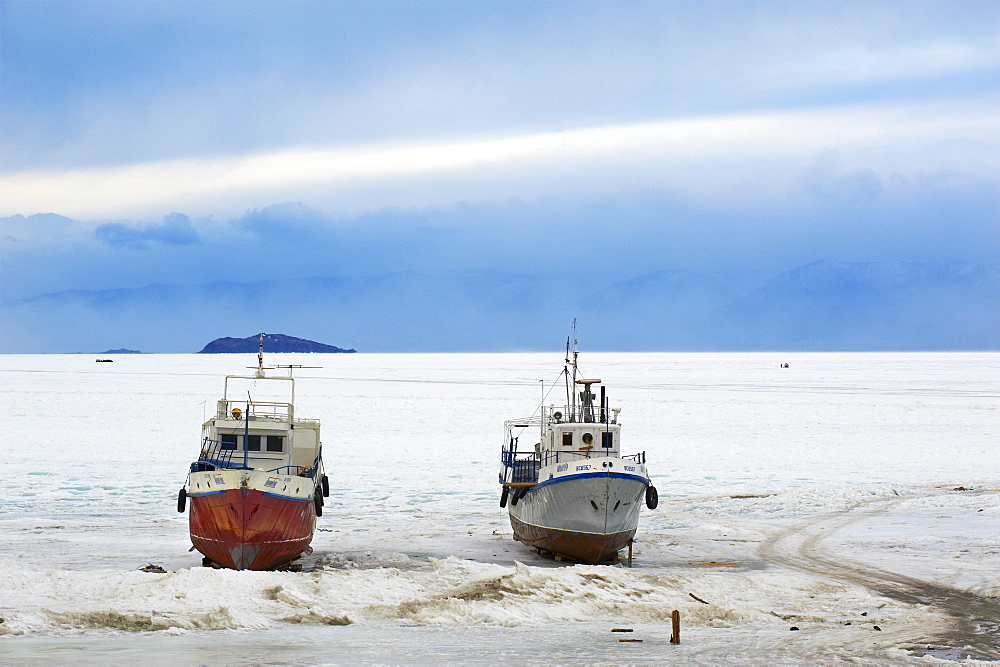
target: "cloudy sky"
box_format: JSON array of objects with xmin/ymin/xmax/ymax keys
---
[{"xmin": 1, "ymin": 0, "xmax": 998, "ymax": 351}]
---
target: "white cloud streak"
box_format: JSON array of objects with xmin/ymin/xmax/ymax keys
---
[{"xmin": 2, "ymin": 98, "xmax": 997, "ymax": 220}]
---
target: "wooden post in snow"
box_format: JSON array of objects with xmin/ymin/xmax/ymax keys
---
[{"xmin": 670, "ymin": 610, "xmax": 680, "ymax": 644}]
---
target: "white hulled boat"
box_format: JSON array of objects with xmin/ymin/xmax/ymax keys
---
[
  {"xmin": 499, "ymin": 329, "xmax": 657, "ymax": 564},
  {"xmin": 177, "ymin": 334, "xmax": 328, "ymax": 570}
]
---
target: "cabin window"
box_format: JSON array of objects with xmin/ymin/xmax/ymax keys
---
[
  {"xmin": 562, "ymin": 432, "xmax": 573, "ymax": 447},
  {"xmin": 602, "ymin": 432, "xmax": 614, "ymax": 448},
  {"xmin": 220, "ymin": 434, "xmax": 238, "ymax": 450},
  {"xmin": 247, "ymin": 435, "xmax": 261, "ymax": 452},
  {"xmin": 266, "ymin": 435, "xmax": 284, "ymax": 452}
]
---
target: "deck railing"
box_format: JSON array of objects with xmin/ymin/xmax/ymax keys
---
[
  {"xmin": 622, "ymin": 451, "xmax": 647, "ymax": 465},
  {"xmin": 194, "ymin": 436, "xmax": 245, "ymax": 470},
  {"xmin": 504, "ymin": 405, "xmax": 620, "ymax": 433},
  {"xmin": 546, "ymin": 403, "xmax": 619, "ymax": 425},
  {"xmin": 213, "ymin": 398, "xmax": 321, "ymax": 429},
  {"xmin": 500, "ymin": 446, "xmax": 646, "ymax": 485},
  {"xmin": 216, "ymin": 398, "xmax": 290, "ymax": 421}
]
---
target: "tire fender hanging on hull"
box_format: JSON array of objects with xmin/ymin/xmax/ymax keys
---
[{"xmin": 645, "ymin": 485, "xmax": 658, "ymax": 509}]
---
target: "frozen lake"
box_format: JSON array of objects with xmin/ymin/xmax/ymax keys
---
[{"xmin": 0, "ymin": 352, "xmax": 997, "ymax": 662}]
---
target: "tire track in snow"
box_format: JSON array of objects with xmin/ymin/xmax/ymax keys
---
[{"xmin": 757, "ymin": 497, "xmax": 1000, "ymax": 661}]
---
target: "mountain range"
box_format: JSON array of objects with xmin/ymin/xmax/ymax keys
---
[{"xmin": 5, "ymin": 260, "xmax": 997, "ymax": 352}]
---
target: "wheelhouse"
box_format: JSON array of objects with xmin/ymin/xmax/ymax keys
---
[{"xmin": 193, "ymin": 374, "xmax": 322, "ymax": 479}]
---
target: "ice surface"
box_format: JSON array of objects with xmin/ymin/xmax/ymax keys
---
[{"xmin": 0, "ymin": 352, "xmax": 997, "ymax": 662}]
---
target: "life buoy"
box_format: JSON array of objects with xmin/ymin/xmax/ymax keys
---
[
  {"xmin": 177, "ymin": 488, "xmax": 187, "ymax": 513},
  {"xmin": 645, "ymin": 485, "xmax": 658, "ymax": 510},
  {"xmin": 500, "ymin": 486, "xmax": 509, "ymax": 508}
]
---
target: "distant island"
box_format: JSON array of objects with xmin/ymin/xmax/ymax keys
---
[
  {"xmin": 198, "ymin": 333, "xmax": 356, "ymax": 354},
  {"xmin": 102, "ymin": 348, "xmax": 143, "ymax": 354}
]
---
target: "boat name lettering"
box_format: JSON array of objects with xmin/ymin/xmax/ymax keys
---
[
  {"xmin": 264, "ymin": 478, "xmax": 279, "ymax": 488},
  {"xmin": 556, "ymin": 463, "xmax": 569, "ymax": 472},
  {"xmin": 213, "ymin": 476, "xmax": 224, "ymax": 484},
  {"xmin": 624, "ymin": 465, "xmax": 636, "ymax": 472},
  {"xmin": 576, "ymin": 465, "xmax": 591, "ymax": 471}
]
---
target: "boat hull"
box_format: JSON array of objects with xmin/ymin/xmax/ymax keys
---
[
  {"xmin": 188, "ymin": 470, "xmax": 317, "ymax": 570},
  {"xmin": 508, "ymin": 472, "xmax": 647, "ymax": 564}
]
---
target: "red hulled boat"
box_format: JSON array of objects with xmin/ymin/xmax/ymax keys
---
[{"xmin": 177, "ymin": 334, "xmax": 328, "ymax": 570}]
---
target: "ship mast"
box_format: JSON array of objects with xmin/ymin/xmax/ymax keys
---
[
  {"xmin": 570, "ymin": 318, "xmax": 578, "ymax": 419},
  {"xmin": 255, "ymin": 332, "xmax": 266, "ymax": 378},
  {"xmin": 564, "ymin": 335, "xmax": 571, "ymax": 415}
]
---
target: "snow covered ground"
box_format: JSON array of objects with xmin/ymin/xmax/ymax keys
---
[{"xmin": 0, "ymin": 352, "xmax": 997, "ymax": 663}]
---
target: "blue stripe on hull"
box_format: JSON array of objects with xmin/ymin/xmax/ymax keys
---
[
  {"xmin": 263, "ymin": 492, "xmax": 313, "ymax": 502},
  {"xmin": 533, "ymin": 470, "xmax": 650, "ymax": 491}
]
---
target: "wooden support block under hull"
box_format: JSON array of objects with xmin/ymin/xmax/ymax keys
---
[{"xmin": 189, "ymin": 488, "xmax": 316, "ymax": 570}]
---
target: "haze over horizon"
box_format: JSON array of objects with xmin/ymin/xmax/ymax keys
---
[{"xmin": 2, "ymin": 1, "xmax": 998, "ymax": 353}]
